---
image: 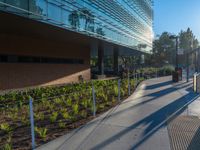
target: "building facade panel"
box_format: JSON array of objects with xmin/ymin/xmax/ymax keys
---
[
  {"xmin": 0, "ymin": 0, "xmax": 153, "ymax": 89},
  {"xmin": 0, "ymin": 33, "xmax": 91, "ymax": 89},
  {"xmin": 0, "ymin": 0, "xmax": 153, "ymax": 52}
]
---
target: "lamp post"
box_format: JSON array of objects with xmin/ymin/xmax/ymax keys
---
[
  {"xmin": 169, "ymin": 35, "xmax": 179, "ymax": 69},
  {"xmin": 186, "ymin": 39, "xmax": 194, "ymax": 82}
]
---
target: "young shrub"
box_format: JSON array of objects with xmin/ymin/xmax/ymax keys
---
[
  {"xmin": 113, "ymin": 85, "xmax": 118, "ymax": 97},
  {"xmin": 35, "ymin": 127, "xmax": 48, "ymax": 141},
  {"xmin": 2, "ymin": 143, "xmax": 12, "ymax": 150},
  {"xmin": 72, "ymin": 104, "xmax": 79, "ymax": 115},
  {"xmin": 81, "ymin": 98, "xmax": 88, "ymax": 109},
  {"xmin": 66, "ymin": 98, "xmax": 72, "ymax": 107},
  {"xmin": 2, "ymin": 134, "xmax": 12, "ymax": 150},
  {"xmin": 112, "ymin": 96, "xmax": 116, "ymax": 103},
  {"xmin": 34, "ymin": 112, "xmax": 45, "ymax": 121},
  {"xmin": 58, "ymin": 120, "xmax": 66, "ymax": 129},
  {"xmin": 20, "ymin": 115, "xmax": 30, "ymax": 126},
  {"xmin": 49, "ymin": 112, "xmax": 58, "ymax": 123},
  {"xmin": 62, "ymin": 111, "xmax": 70, "ymax": 120},
  {"xmin": 54, "ymin": 98, "xmax": 62, "ymax": 105},
  {"xmin": 0, "ymin": 123, "xmax": 12, "ymax": 133},
  {"xmin": 80, "ymin": 110, "xmax": 87, "ymax": 118}
]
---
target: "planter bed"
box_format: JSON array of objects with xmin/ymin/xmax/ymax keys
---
[{"xmin": 0, "ymin": 77, "xmax": 144, "ymax": 150}]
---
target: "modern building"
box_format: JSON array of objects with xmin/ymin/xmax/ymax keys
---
[{"xmin": 0, "ymin": 0, "xmax": 153, "ymax": 90}]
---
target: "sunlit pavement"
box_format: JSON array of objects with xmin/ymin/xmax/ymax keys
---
[{"xmin": 37, "ymin": 76, "xmax": 199, "ymax": 150}]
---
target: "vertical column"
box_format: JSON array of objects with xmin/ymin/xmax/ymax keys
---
[
  {"xmin": 198, "ymin": 49, "xmax": 200, "ymax": 72},
  {"xmin": 195, "ymin": 51, "xmax": 198, "ymax": 72},
  {"xmin": 114, "ymin": 46, "xmax": 119, "ymax": 75},
  {"xmin": 98, "ymin": 42, "xmax": 104, "ymax": 75}
]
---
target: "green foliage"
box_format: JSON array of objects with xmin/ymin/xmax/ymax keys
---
[
  {"xmin": 2, "ymin": 143, "xmax": 12, "ymax": 150},
  {"xmin": 66, "ymin": 98, "xmax": 72, "ymax": 107},
  {"xmin": 0, "ymin": 75, "xmax": 147, "ymax": 149},
  {"xmin": 113, "ymin": 85, "xmax": 118, "ymax": 97},
  {"xmin": 34, "ymin": 112, "xmax": 45, "ymax": 121},
  {"xmin": 80, "ymin": 110, "xmax": 87, "ymax": 118},
  {"xmin": 81, "ymin": 98, "xmax": 89, "ymax": 108},
  {"xmin": 0, "ymin": 123, "xmax": 12, "ymax": 133},
  {"xmin": 61, "ymin": 111, "xmax": 70, "ymax": 120},
  {"xmin": 35, "ymin": 127, "xmax": 47, "ymax": 140},
  {"xmin": 72, "ymin": 104, "xmax": 79, "ymax": 115},
  {"xmin": 2, "ymin": 134, "xmax": 12, "ymax": 150},
  {"xmin": 49, "ymin": 112, "xmax": 58, "ymax": 123},
  {"xmin": 58, "ymin": 121, "xmax": 66, "ymax": 129}
]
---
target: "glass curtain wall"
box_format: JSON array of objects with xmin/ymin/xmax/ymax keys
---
[{"xmin": 0, "ymin": 0, "xmax": 153, "ymax": 52}]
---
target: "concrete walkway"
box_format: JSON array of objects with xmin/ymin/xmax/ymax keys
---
[{"xmin": 37, "ymin": 76, "xmax": 200, "ymax": 150}]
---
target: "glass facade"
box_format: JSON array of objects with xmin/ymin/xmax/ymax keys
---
[{"xmin": 0, "ymin": 0, "xmax": 153, "ymax": 53}]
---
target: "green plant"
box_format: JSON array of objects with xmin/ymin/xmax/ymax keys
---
[
  {"xmin": 113, "ymin": 85, "xmax": 118, "ymax": 97},
  {"xmin": 61, "ymin": 111, "xmax": 70, "ymax": 120},
  {"xmin": 54, "ymin": 98, "xmax": 62, "ymax": 105},
  {"xmin": 0, "ymin": 123, "xmax": 12, "ymax": 133},
  {"xmin": 66, "ymin": 98, "xmax": 72, "ymax": 107},
  {"xmin": 35, "ymin": 127, "xmax": 47, "ymax": 140},
  {"xmin": 2, "ymin": 143, "xmax": 12, "ymax": 150},
  {"xmin": 72, "ymin": 104, "xmax": 79, "ymax": 115},
  {"xmin": 49, "ymin": 112, "xmax": 58, "ymax": 123},
  {"xmin": 34, "ymin": 112, "xmax": 45, "ymax": 121},
  {"xmin": 58, "ymin": 121, "xmax": 66, "ymax": 129},
  {"xmin": 20, "ymin": 114, "xmax": 30, "ymax": 125},
  {"xmin": 81, "ymin": 98, "xmax": 88, "ymax": 108},
  {"xmin": 2, "ymin": 134, "xmax": 12, "ymax": 150},
  {"xmin": 80, "ymin": 110, "xmax": 87, "ymax": 118}
]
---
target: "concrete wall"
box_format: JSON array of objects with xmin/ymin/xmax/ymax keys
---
[{"xmin": 0, "ymin": 34, "xmax": 91, "ymax": 90}]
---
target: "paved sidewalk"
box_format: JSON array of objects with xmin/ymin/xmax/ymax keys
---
[{"xmin": 37, "ymin": 76, "xmax": 199, "ymax": 150}]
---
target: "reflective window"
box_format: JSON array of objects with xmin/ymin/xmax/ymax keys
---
[{"xmin": 0, "ymin": 0, "xmax": 153, "ymax": 52}]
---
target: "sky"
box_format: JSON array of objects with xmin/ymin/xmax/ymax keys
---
[{"xmin": 154, "ymin": 0, "xmax": 200, "ymax": 40}]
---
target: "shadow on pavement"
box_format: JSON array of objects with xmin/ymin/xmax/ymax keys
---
[
  {"xmin": 145, "ymin": 80, "xmax": 172, "ymax": 90},
  {"xmin": 90, "ymin": 90, "xmax": 199, "ymax": 150},
  {"xmin": 187, "ymin": 126, "xmax": 200, "ymax": 150}
]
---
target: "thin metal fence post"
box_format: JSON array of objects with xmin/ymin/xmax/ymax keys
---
[
  {"xmin": 136, "ymin": 73, "xmax": 138, "ymax": 85},
  {"xmin": 92, "ymin": 83, "xmax": 96, "ymax": 117},
  {"xmin": 118, "ymin": 79, "xmax": 121, "ymax": 101},
  {"xmin": 128, "ymin": 72, "xmax": 130, "ymax": 96},
  {"xmin": 29, "ymin": 98, "xmax": 35, "ymax": 150},
  {"xmin": 156, "ymin": 68, "xmax": 158, "ymax": 78}
]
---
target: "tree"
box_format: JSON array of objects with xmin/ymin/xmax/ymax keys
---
[
  {"xmin": 178, "ymin": 28, "xmax": 199, "ymax": 66},
  {"xmin": 179, "ymin": 28, "xmax": 199, "ymax": 51},
  {"xmin": 151, "ymin": 32, "xmax": 175, "ymax": 66}
]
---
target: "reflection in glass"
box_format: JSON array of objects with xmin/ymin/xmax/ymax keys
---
[{"xmin": 0, "ymin": 0, "xmax": 153, "ymax": 52}]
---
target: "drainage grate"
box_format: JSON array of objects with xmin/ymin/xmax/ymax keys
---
[{"xmin": 168, "ymin": 116, "xmax": 200, "ymax": 150}]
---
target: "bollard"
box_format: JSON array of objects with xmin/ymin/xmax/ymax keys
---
[
  {"xmin": 29, "ymin": 98, "xmax": 36, "ymax": 150},
  {"xmin": 118, "ymin": 79, "xmax": 121, "ymax": 101},
  {"xmin": 92, "ymin": 83, "xmax": 96, "ymax": 117}
]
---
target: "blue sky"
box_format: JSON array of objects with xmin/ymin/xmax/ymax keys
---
[{"xmin": 154, "ymin": 0, "xmax": 200, "ymax": 40}]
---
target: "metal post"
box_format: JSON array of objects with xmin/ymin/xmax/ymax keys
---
[
  {"xmin": 156, "ymin": 68, "xmax": 158, "ymax": 78},
  {"xmin": 118, "ymin": 79, "xmax": 121, "ymax": 101},
  {"xmin": 92, "ymin": 83, "xmax": 96, "ymax": 116},
  {"xmin": 136, "ymin": 73, "xmax": 138, "ymax": 84},
  {"xmin": 128, "ymin": 71, "xmax": 130, "ymax": 96},
  {"xmin": 176, "ymin": 37, "xmax": 178, "ymax": 68},
  {"xmin": 187, "ymin": 53, "xmax": 189, "ymax": 82},
  {"xmin": 195, "ymin": 51, "xmax": 198, "ymax": 72},
  {"xmin": 29, "ymin": 98, "xmax": 35, "ymax": 150}
]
